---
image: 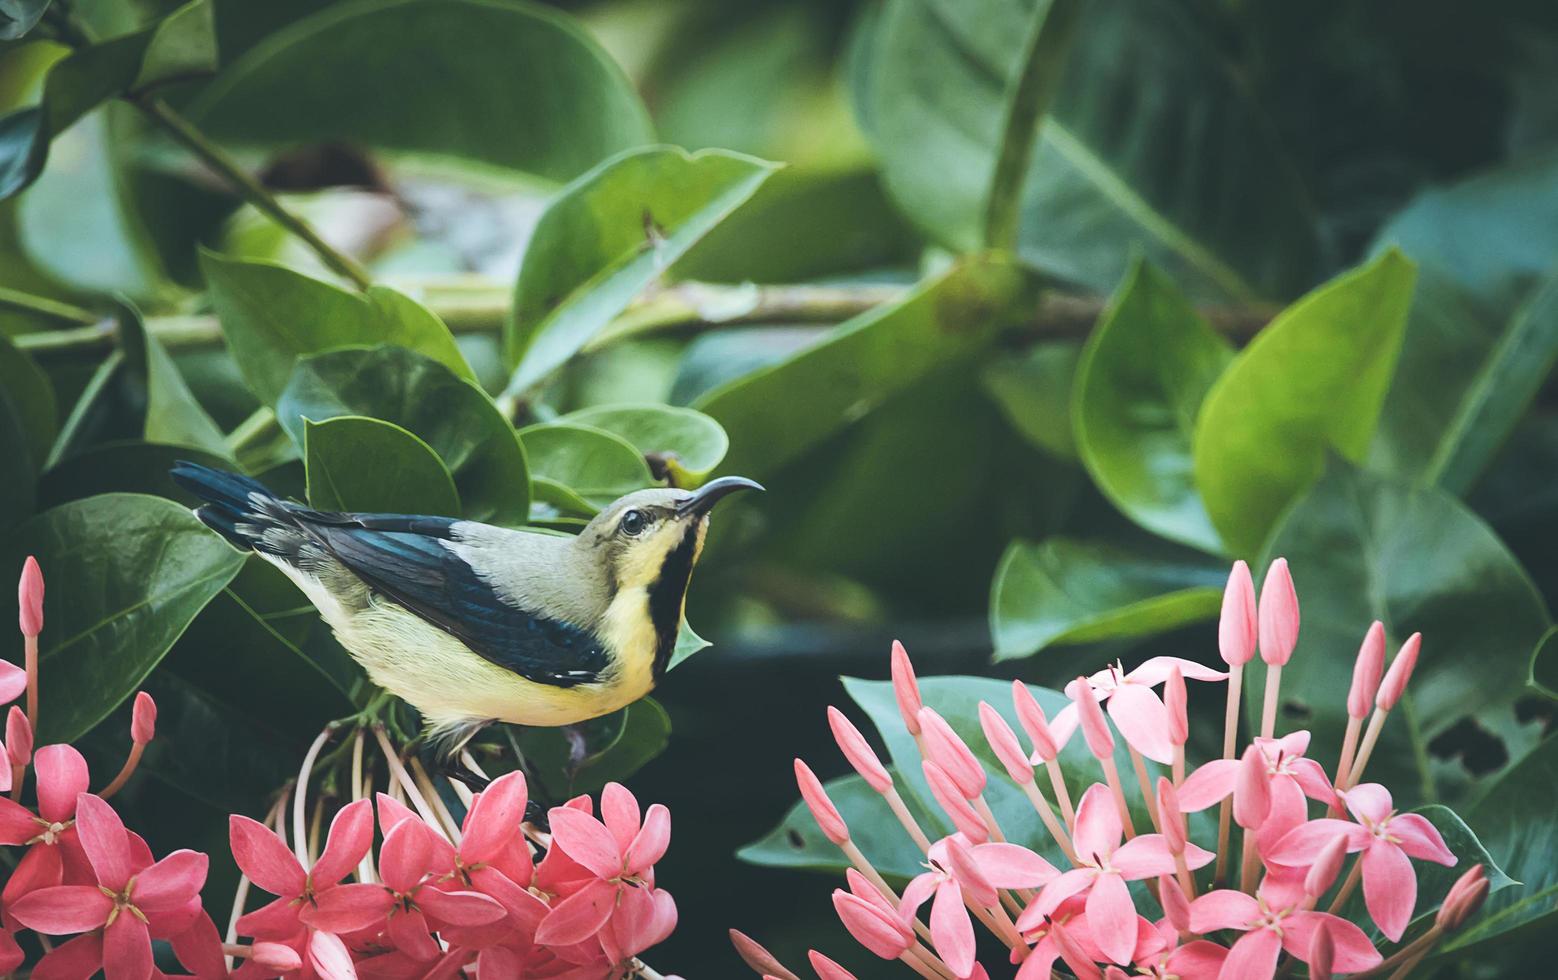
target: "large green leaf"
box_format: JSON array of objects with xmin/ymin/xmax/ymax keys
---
[
  {"xmin": 0, "ymin": 330, "xmax": 55, "ymax": 462},
  {"xmin": 38, "ymin": 441, "xmax": 231, "ymax": 508},
  {"xmin": 1529, "ymin": 627, "xmax": 1558, "ymax": 701},
  {"xmin": 276, "ymin": 346, "xmax": 528, "ymax": 526},
  {"xmin": 1254, "ymin": 462, "xmax": 1551, "ymax": 806},
  {"xmin": 1194, "ymin": 250, "xmax": 1416, "ymax": 556},
  {"xmin": 304, "ymin": 416, "xmax": 461, "ymax": 516},
  {"xmin": 851, "ymin": 0, "xmax": 1320, "ymax": 300},
  {"xmin": 1074, "ymin": 261, "xmax": 1232, "ymax": 552},
  {"xmin": 187, "ymin": 0, "xmax": 652, "ymax": 182},
  {"xmin": 980, "ymin": 341, "xmax": 1082, "ymax": 461},
  {"xmin": 990, "ymin": 536, "xmax": 1224, "ymax": 660},
  {"xmin": 202, "ymin": 252, "xmax": 473, "ymax": 407},
  {"xmin": 502, "ymin": 146, "xmax": 777, "ymax": 392},
  {"xmin": 558, "ymin": 403, "xmax": 729, "ymax": 487},
  {"xmin": 0, "ymin": 493, "xmax": 246, "ymax": 742},
  {"xmin": 518, "ymin": 421, "xmax": 651, "ymax": 512},
  {"xmin": 695, "ymin": 254, "xmax": 1025, "ymax": 479}
]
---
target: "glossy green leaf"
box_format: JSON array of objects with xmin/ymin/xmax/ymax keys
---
[
  {"xmin": 518, "ymin": 422, "xmax": 650, "ymax": 511},
  {"xmin": 0, "ymin": 330, "xmax": 55, "ymax": 462},
  {"xmin": 276, "ymin": 346, "xmax": 528, "ymax": 526},
  {"xmin": 1075, "ymin": 262, "xmax": 1232, "ymax": 552},
  {"xmin": 668, "ymin": 619, "xmax": 709, "ymax": 671},
  {"xmin": 990, "ymin": 536, "xmax": 1224, "ymax": 660},
  {"xmin": 188, "ymin": 0, "xmax": 652, "ymax": 182},
  {"xmin": 503, "ymin": 147, "xmax": 778, "ymax": 391},
  {"xmin": 1, "ymin": 0, "xmax": 52, "ymax": 40},
  {"xmin": 1254, "ymin": 462, "xmax": 1551, "ymax": 805},
  {"xmin": 1194, "ymin": 250, "xmax": 1416, "ymax": 556},
  {"xmin": 852, "ymin": 0, "xmax": 1320, "ymax": 300},
  {"xmin": 117, "ymin": 302, "xmax": 229, "ymax": 456},
  {"xmin": 202, "ymin": 251, "xmax": 473, "ymax": 407},
  {"xmin": 304, "ymin": 416, "xmax": 460, "ymax": 516},
  {"xmin": 37, "ymin": 441, "xmax": 231, "ymax": 508},
  {"xmin": 559, "ymin": 403, "xmax": 728, "ymax": 487},
  {"xmin": 0, "ymin": 493, "xmax": 246, "ymax": 742},
  {"xmin": 1530, "ymin": 627, "xmax": 1558, "ymax": 700},
  {"xmin": 980, "ymin": 341, "xmax": 1082, "ymax": 460},
  {"xmin": 696, "ymin": 254, "xmax": 1025, "ymax": 479}
]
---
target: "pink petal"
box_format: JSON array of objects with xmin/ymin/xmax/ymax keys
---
[
  {"xmin": 1219, "ymin": 560, "xmax": 1258, "ymax": 666},
  {"xmin": 1222, "ymin": 927, "xmax": 1281, "ymax": 980},
  {"xmin": 17, "ymin": 556, "xmax": 43, "ymax": 638},
  {"xmin": 1389, "ymin": 813, "xmax": 1456, "ymax": 865},
  {"xmin": 645, "ymin": 887, "xmax": 678, "ymax": 949},
  {"xmin": 251, "ymin": 942, "xmax": 303, "ymax": 973},
  {"xmin": 1176, "ymin": 759, "xmax": 1237, "ymax": 812},
  {"xmin": 971, "ymin": 843, "xmax": 1057, "ymax": 889},
  {"xmin": 308, "ymin": 930, "xmax": 359, "ymax": 980},
  {"xmin": 944, "ymin": 836, "xmax": 998, "ymax": 907},
  {"xmin": 1376, "ymin": 633, "xmax": 1420, "ymax": 711},
  {"xmin": 74, "ymin": 794, "xmax": 133, "ymax": 891},
  {"xmin": 899, "ymin": 871, "xmax": 939, "ymax": 922},
  {"xmin": 1287, "ymin": 758, "xmax": 1338, "ymax": 805},
  {"xmin": 234, "ymin": 894, "xmax": 302, "ymax": 939},
  {"xmin": 535, "ymin": 878, "xmax": 617, "ymax": 945},
  {"xmin": 0, "ymin": 661, "xmax": 26, "ymax": 705},
  {"xmin": 1106, "ymin": 684, "xmax": 1176, "ymax": 766},
  {"xmin": 979, "ymin": 702, "xmax": 1033, "ymax": 784},
  {"xmin": 386, "ymin": 908, "xmax": 441, "ymax": 961},
  {"xmin": 1072, "ymin": 783, "xmax": 1122, "ymax": 863},
  {"xmin": 1257, "ymin": 866, "xmax": 1310, "ymax": 911},
  {"xmin": 1362, "ymin": 840, "xmax": 1417, "ymax": 942},
  {"xmin": 308, "ymin": 799, "xmax": 374, "ymax": 888},
  {"xmin": 1166, "ymin": 940, "xmax": 1229, "ymax": 980},
  {"xmin": 1019, "ymin": 868, "xmax": 1095, "ymax": 930},
  {"xmin": 1126, "ymin": 657, "xmax": 1227, "ymax": 686},
  {"xmin": 1047, "ymin": 704, "xmax": 1079, "ymax": 753},
  {"xmin": 1267, "ymin": 819, "xmax": 1369, "ymax": 866},
  {"xmin": 1255, "ymin": 776, "xmax": 1309, "ymax": 859},
  {"xmin": 1343, "ymin": 783, "xmax": 1393, "ymax": 826},
  {"xmin": 167, "ymin": 911, "xmax": 226, "ymax": 979},
  {"xmin": 1233, "ymin": 746, "xmax": 1272, "ymax": 830},
  {"xmin": 460, "ymin": 771, "xmax": 527, "ymax": 867},
  {"xmin": 600, "ymin": 781, "xmax": 641, "ymax": 855},
  {"xmin": 3, "ymin": 840, "xmax": 63, "ymax": 908},
  {"xmin": 378, "ymin": 820, "xmax": 432, "ymax": 894},
  {"xmin": 548, "ymin": 806, "xmax": 624, "ymax": 879},
  {"xmin": 624, "ymin": 803, "xmax": 670, "ymax": 875},
  {"xmin": 1282, "ymin": 912, "xmax": 1383, "ymax": 973},
  {"xmin": 227, "ymin": 815, "xmax": 305, "ymax": 897},
  {"xmin": 0, "ymin": 795, "xmax": 38, "ymax": 844},
  {"xmin": 9, "ymin": 884, "xmax": 113, "ymax": 934},
  {"xmin": 833, "ymin": 891, "xmax": 911, "ymax": 959},
  {"xmin": 1012, "ymin": 681, "xmax": 1060, "ymax": 761},
  {"xmin": 416, "ymin": 886, "xmax": 504, "ymax": 928},
  {"xmin": 1110, "ymin": 835, "xmax": 1179, "ymax": 879},
  {"xmin": 1157, "ymin": 875, "xmax": 1191, "ymax": 934},
  {"xmin": 304, "ymin": 883, "xmax": 394, "ymax": 933},
  {"xmin": 919, "ymin": 708, "xmax": 987, "ymax": 799},
  {"xmin": 375, "ymin": 791, "xmax": 420, "ymax": 834},
  {"xmin": 922, "ymin": 761, "xmax": 988, "ymax": 843},
  {"xmin": 0, "ymin": 928, "xmax": 19, "ymax": 974},
  {"xmin": 1256, "ymin": 558, "xmax": 1299, "ymax": 666},
  {"xmin": 469, "ymin": 865, "xmax": 548, "ymax": 928},
  {"xmin": 809, "ymin": 949, "xmax": 859, "ymax": 980},
  {"xmin": 130, "ymin": 692, "xmax": 156, "ymax": 746},
  {"xmin": 1268, "ymin": 730, "xmax": 1312, "ymax": 758},
  {"xmin": 930, "ymin": 878, "xmax": 976, "ymax": 978},
  {"xmin": 131, "ymin": 849, "xmax": 207, "ymax": 912},
  {"xmin": 5, "ymin": 706, "xmax": 30, "ymax": 767},
  {"xmin": 1085, "ymin": 873, "xmax": 1136, "ymax": 964},
  {"xmin": 34, "ymin": 745, "xmax": 89, "ymax": 823},
  {"xmin": 102, "ymin": 907, "xmax": 152, "ymax": 980},
  {"xmin": 1072, "ymin": 678, "xmax": 1116, "ymax": 759},
  {"xmin": 1188, "ymin": 889, "xmax": 1259, "ymax": 933},
  {"xmin": 1015, "ymin": 939, "xmax": 1059, "ymax": 980},
  {"xmin": 32, "ymin": 931, "xmax": 104, "ymax": 980}
]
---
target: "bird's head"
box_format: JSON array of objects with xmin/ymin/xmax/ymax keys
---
[{"xmin": 578, "ymin": 476, "xmax": 763, "ymax": 595}]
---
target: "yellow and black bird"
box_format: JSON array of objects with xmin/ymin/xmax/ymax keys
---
[{"xmin": 171, "ymin": 461, "xmax": 759, "ymax": 785}]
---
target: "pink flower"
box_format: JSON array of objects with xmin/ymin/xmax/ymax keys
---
[
  {"xmin": 18, "ymin": 555, "xmax": 43, "ymax": 639},
  {"xmin": 1219, "ymin": 560, "xmax": 1257, "ymax": 666},
  {"xmin": 1018, "ymin": 785, "xmax": 1212, "ymax": 965},
  {"xmin": 130, "ymin": 692, "xmax": 157, "ymax": 745},
  {"xmin": 1257, "ymin": 558, "xmax": 1299, "ymax": 666},
  {"xmin": 0, "ymin": 744, "xmax": 93, "ymax": 914},
  {"xmin": 902, "ymin": 835, "xmax": 1055, "ymax": 977},
  {"xmin": 0, "ymin": 661, "xmax": 24, "ymax": 709},
  {"xmin": 169, "ymin": 909, "xmax": 299, "ymax": 978},
  {"xmin": 230, "ymin": 798, "xmax": 374, "ymax": 939},
  {"xmin": 10, "ymin": 793, "xmax": 208, "ymax": 979},
  {"xmin": 1267, "ymin": 783, "xmax": 1454, "ymax": 941},
  {"xmin": 1177, "ymin": 731, "xmax": 1336, "ymax": 855},
  {"xmin": 1131, "ymin": 918, "xmax": 1228, "ymax": 980},
  {"xmin": 1054, "ymin": 658, "xmax": 1226, "ymax": 764},
  {"xmin": 1189, "ymin": 881, "xmax": 1381, "ymax": 980}
]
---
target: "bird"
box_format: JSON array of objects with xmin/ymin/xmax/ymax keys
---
[{"xmin": 170, "ymin": 461, "xmax": 760, "ymax": 787}]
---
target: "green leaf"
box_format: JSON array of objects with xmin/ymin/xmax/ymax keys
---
[
  {"xmin": 503, "ymin": 146, "xmax": 778, "ymax": 391},
  {"xmin": 275, "ymin": 346, "xmax": 528, "ymax": 526},
  {"xmin": 0, "ymin": 330, "xmax": 55, "ymax": 463},
  {"xmin": 117, "ymin": 302, "xmax": 229, "ymax": 456},
  {"xmin": 980, "ymin": 341, "xmax": 1082, "ymax": 460},
  {"xmin": 852, "ymin": 0, "xmax": 1320, "ymax": 300},
  {"xmin": 990, "ymin": 536, "xmax": 1224, "ymax": 660},
  {"xmin": 228, "ymin": 559, "xmax": 360, "ymax": 700},
  {"xmin": 304, "ymin": 416, "xmax": 460, "ymax": 516},
  {"xmin": 187, "ymin": 0, "xmax": 652, "ymax": 182},
  {"xmin": 1, "ymin": 0, "xmax": 53, "ymax": 40},
  {"xmin": 37, "ymin": 441, "xmax": 231, "ymax": 509},
  {"xmin": 518, "ymin": 422, "xmax": 651, "ymax": 512},
  {"xmin": 559, "ymin": 403, "xmax": 729, "ymax": 487},
  {"xmin": 1255, "ymin": 462, "xmax": 1551, "ymax": 805},
  {"xmin": 202, "ymin": 252, "xmax": 473, "ymax": 407},
  {"xmin": 695, "ymin": 254, "xmax": 1026, "ymax": 479},
  {"xmin": 1074, "ymin": 261, "xmax": 1232, "ymax": 552},
  {"xmin": 1530, "ymin": 627, "xmax": 1558, "ymax": 701},
  {"xmin": 0, "ymin": 493, "xmax": 246, "ymax": 742},
  {"xmin": 668, "ymin": 619, "xmax": 709, "ymax": 671},
  {"xmin": 0, "ymin": 384, "xmax": 35, "ymax": 528},
  {"xmin": 1194, "ymin": 250, "xmax": 1416, "ymax": 556},
  {"xmin": 516, "ymin": 698, "xmax": 671, "ymax": 800},
  {"xmin": 738, "ymin": 770, "xmax": 931, "ymax": 880}
]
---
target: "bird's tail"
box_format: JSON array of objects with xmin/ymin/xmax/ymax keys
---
[{"xmin": 170, "ymin": 461, "xmax": 303, "ymax": 556}]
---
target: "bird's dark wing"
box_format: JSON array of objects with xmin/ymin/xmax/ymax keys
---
[{"xmin": 303, "ymin": 513, "xmax": 608, "ymax": 689}]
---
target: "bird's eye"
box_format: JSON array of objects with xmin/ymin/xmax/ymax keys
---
[{"xmin": 619, "ymin": 509, "xmax": 648, "ymax": 536}]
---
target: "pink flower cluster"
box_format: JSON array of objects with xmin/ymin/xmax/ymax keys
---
[
  {"xmin": 2, "ymin": 557, "xmax": 681, "ymax": 979},
  {"xmin": 737, "ymin": 559, "xmax": 1490, "ymax": 980}
]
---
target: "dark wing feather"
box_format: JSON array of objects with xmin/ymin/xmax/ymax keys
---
[{"xmin": 305, "ymin": 514, "xmax": 608, "ymax": 688}]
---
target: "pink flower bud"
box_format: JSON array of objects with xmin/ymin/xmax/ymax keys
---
[
  {"xmin": 1304, "ymin": 834, "xmax": 1349, "ymax": 897},
  {"xmin": 1347, "ymin": 621, "xmax": 1387, "ymax": 720},
  {"xmin": 1157, "ymin": 874, "xmax": 1191, "ymax": 933},
  {"xmin": 978, "ymin": 701, "xmax": 1033, "ymax": 784},
  {"xmin": 1072, "ymin": 678, "xmax": 1115, "ymax": 760},
  {"xmin": 922, "ymin": 761, "xmax": 988, "ymax": 844},
  {"xmin": 832, "ymin": 890, "xmax": 911, "ymax": 959},
  {"xmin": 729, "ymin": 930, "xmax": 800, "ymax": 980},
  {"xmin": 1233, "ymin": 745, "xmax": 1271, "ymax": 830},
  {"xmin": 1164, "ymin": 664, "xmax": 1188, "ymax": 747},
  {"xmin": 1156, "ymin": 778, "xmax": 1185, "ymax": 853},
  {"xmin": 808, "ymin": 950, "xmax": 857, "ymax": 980},
  {"xmin": 918, "ymin": 707, "xmax": 985, "ymax": 799},
  {"xmin": 795, "ymin": 759, "xmax": 849, "ymax": 846},
  {"xmin": 131, "ymin": 691, "xmax": 157, "ymax": 745},
  {"xmin": 17, "ymin": 557, "xmax": 42, "ymax": 639},
  {"xmin": 1437, "ymin": 864, "xmax": 1488, "ymax": 931},
  {"xmin": 6, "ymin": 707, "xmax": 31, "ymax": 767},
  {"xmin": 1219, "ymin": 560, "xmax": 1257, "ymax": 666},
  {"xmin": 252, "ymin": 943, "xmax": 302, "ymax": 972},
  {"xmin": 891, "ymin": 640, "xmax": 922, "ymax": 736},
  {"xmin": 1376, "ymin": 633, "xmax": 1421, "ymax": 712},
  {"xmin": 1012, "ymin": 681, "xmax": 1059, "ymax": 761},
  {"xmin": 1257, "ymin": 558, "xmax": 1299, "ymax": 666},
  {"xmin": 1308, "ymin": 921, "xmax": 1334, "ymax": 980},
  {"xmin": 845, "ymin": 868, "xmax": 902, "ymax": 923},
  {"xmin": 827, "ymin": 707, "xmax": 890, "ymax": 794}
]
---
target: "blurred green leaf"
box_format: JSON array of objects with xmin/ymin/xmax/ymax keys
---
[
  {"xmin": 38, "ymin": 441, "xmax": 229, "ymax": 508},
  {"xmin": 0, "ymin": 0, "xmax": 52, "ymax": 40},
  {"xmin": 559, "ymin": 403, "xmax": 728, "ymax": 486},
  {"xmin": 1194, "ymin": 250, "xmax": 1416, "ymax": 556},
  {"xmin": 1528, "ymin": 627, "xmax": 1558, "ymax": 701},
  {"xmin": 202, "ymin": 252, "xmax": 473, "ymax": 407},
  {"xmin": 696, "ymin": 254, "xmax": 1025, "ymax": 479},
  {"xmin": 304, "ymin": 416, "xmax": 460, "ymax": 516},
  {"xmin": 504, "ymin": 146, "xmax": 778, "ymax": 390},
  {"xmin": 0, "ymin": 493, "xmax": 246, "ymax": 742},
  {"xmin": 0, "ymin": 384, "xmax": 35, "ymax": 528},
  {"xmin": 980, "ymin": 341, "xmax": 1082, "ymax": 461},
  {"xmin": 990, "ymin": 536, "xmax": 1223, "ymax": 660},
  {"xmin": 1075, "ymin": 262, "xmax": 1232, "ymax": 552},
  {"xmin": 852, "ymin": 0, "xmax": 1320, "ymax": 299},
  {"xmin": 1255, "ymin": 461, "xmax": 1551, "ymax": 806},
  {"xmin": 517, "ymin": 697, "xmax": 670, "ymax": 801},
  {"xmin": 187, "ymin": 0, "xmax": 653, "ymax": 182},
  {"xmin": 117, "ymin": 302, "xmax": 229, "ymax": 456},
  {"xmin": 0, "ymin": 330, "xmax": 54, "ymax": 462},
  {"xmin": 276, "ymin": 346, "xmax": 528, "ymax": 526},
  {"xmin": 518, "ymin": 421, "xmax": 651, "ymax": 511}
]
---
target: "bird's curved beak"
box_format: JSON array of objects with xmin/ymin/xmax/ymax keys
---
[{"xmin": 675, "ymin": 476, "xmax": 764, "ymax": 516}]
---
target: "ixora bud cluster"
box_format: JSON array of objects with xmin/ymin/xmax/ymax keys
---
[{"xmin": 739, "ymin": 561, "xmax": 1488, "ymax": 980}]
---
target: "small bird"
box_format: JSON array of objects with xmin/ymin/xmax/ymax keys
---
[{"xmin": 171, "ymin": 461, "xmax": 760, "ymax": 785}]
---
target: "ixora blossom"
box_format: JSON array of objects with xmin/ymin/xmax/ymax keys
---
[
  {"xmin": 736, "ymin": 559, "xmax": 1490, "ymax": 980},
  {"xmin": 2, "ymin": 556, "xmax": 683, "ymax": 979}
]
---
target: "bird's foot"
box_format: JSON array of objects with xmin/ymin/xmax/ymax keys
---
[{"xmin": 438, "ymin": 755, "xmax": 492, "ymax": 792}]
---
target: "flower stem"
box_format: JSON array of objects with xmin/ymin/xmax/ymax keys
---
[
  {"xmin": 1044, "ymin": 759, "xmax": 1076, "ymax": 831},
  {"xmin": 883, "ymin": 785, "xmax": 934, "ymax": 853},
  {"xmin": 1238, "ymin": 826, "xmax": 1261, "ymax": 894},
  {"xmin": 1347, "ymin": 707, "xmax": 1390, "ymax": 790},
  {"xmin": 972, "ymin": 794, "xmax": 1009, "ymax": 843},
  {"xmin": 98, "ymin": 743, "xmax": 145, "ymax": 799},
  {"xmin": 1019, "ymin": 779, "xmax": 1078, "ymax": 864},
  {"xmin": 1100, "ymin": 755, "xmax": 1137, "ymax": 839},
  {"xmin": 1332, "ymin": 713, "xmax": 1363, "ymax": 808},
  {"xmin": 409, "ymin": 756, "xmax": 463, "ymax": 846},
  {"xmin": 23, "ymin": 635, "xmax": 38, "ymax": 733},
  {"xmin": 1326, "ymin": 856, "xmax": 1364, "ymax": 914},
  {"xmin": 294, "ymin": 725, "xmax": 336, "ymax": 866},
  {"xmin": 1216, "ymin": 666, "xmax": 1244, "ymax": 883},
  {"xmin": 371, "ymin": 725, "xmax": 451, "ymax": 843},
  {"xmin": 1350, "ymin": 925, "xmax": 1442, "ymax": 979},
  {"xmin": 1260, "ymin": 664, "xmax": 1282, "ymax": 739},
  {"xmin": 1128, "ymin": 745, "xmax": 1162, "ymax": 834}
]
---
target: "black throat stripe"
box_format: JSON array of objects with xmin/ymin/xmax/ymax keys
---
[{"xmin": 646, "ymin": 523, "xmax": 701, "ymax": 678}]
